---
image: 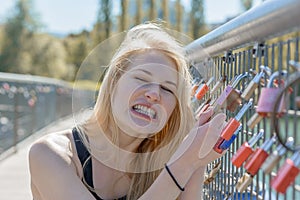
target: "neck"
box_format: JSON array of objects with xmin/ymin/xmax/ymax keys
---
[{"xmin": 107, "ymin": 125, "xmax": 144, "ymax": 152}]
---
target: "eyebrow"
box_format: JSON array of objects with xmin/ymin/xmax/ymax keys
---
[{"xmin": 135, "ymin": 69, "xmax": 177, "ymax": 87}]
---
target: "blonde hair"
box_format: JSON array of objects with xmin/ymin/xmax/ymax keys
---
[{"xmin": 79, "ymin": 23, "xmax": 194, "ymax": 199}]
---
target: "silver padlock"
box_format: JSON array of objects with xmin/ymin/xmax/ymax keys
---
[{"xmin": 241, "ymin": 65, "xmax": 271, "ymax": 100}]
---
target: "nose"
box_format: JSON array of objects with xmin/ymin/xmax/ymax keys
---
[{"xmin": 145, "ymin": 84, "xmax": 161, "ymax": 102}]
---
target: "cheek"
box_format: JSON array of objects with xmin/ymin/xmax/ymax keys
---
[{"xmin": 164, "ymin": 95, "xmax": 177, "ymax": 117}]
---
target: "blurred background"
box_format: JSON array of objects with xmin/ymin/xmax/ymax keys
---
[{"xmin": 0, "ymin": 0, "xmax": 263, "ymax": 81}]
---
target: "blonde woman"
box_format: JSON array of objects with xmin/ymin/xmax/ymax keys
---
[{"xmin": 29, "ymin": 23, "xmax": 226, "ymax": 200}]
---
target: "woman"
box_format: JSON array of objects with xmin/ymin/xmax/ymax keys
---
[{"xmin": 29, "ymin": 23, "xmax": 226, "ymax": 200}]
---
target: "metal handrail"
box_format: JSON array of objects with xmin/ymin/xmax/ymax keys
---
[
  {"xmin": 185, "ymin": 0, "xmax": 300, "ymax": 62},
  {"xmin": 0, "ymin": 72, "xmax": 70, "ymax": 87}
]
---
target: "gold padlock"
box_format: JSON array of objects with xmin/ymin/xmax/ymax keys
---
[
  {"xmin": 235, "ymin": 173, "xmax": 253, "ymax": 192},
  {"xmin": 247, "ymin": 112, "xmax": 264, "ymax": 129}
]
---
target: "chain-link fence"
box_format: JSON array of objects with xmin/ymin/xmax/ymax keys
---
[{"xmin": 185, "ymin": 0, "xmax": 300, "ymax": 199}]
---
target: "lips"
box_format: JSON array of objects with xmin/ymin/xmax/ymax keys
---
[{"xmin": 132, "ymin": 104, "xmax": 156, "ymax": 119}]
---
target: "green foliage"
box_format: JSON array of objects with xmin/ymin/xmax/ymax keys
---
[
  {"xmin": 0, "ymin": 0, "xmax": 210, "ymax": 81},
  {"xmin": 0, "ymin": 0, "xmax": 75, "ymax": 81},
  {"xmin": 0, "ymin": 0, "xmax": 40, "ymax": 72},
  {"xmin": 190, "ymin": 0, "xmax": 205, "ymax": 39}
]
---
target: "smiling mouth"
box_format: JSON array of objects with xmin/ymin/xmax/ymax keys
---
[{"xmin": 132, "ymin": 104, "xmax": 156, "ymax": 119}]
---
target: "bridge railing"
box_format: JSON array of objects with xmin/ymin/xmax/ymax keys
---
[
  {"xmin": 185, "ymin": 0, "xmax": 300, "ymax": 199},
  {"xmin": 0, "ymin": 72, "xmax": 93, "ymax": 156}
]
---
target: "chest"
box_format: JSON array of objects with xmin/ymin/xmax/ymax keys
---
[{"xmin": 91, "ymin": 157, "xmax": 130, "ymax": 199}]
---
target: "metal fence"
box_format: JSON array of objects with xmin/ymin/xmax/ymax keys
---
[
  {"xmin": 0, "ymin": 72, "xmax": 93, "ymax": 155},
  {"xmin": 185, "ymin": 0, "xmax": 300, "ymax": 199}
]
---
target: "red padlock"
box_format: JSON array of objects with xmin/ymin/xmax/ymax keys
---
[
  {"xmin": 191, "ymin": 77, "xmax": 201, "ymax": 97},
  {"xmin": 231, "ymin": 129, "xmax": 264, "ymax": 168},
  {"xmin": 213, "ymin": 99, "xmax": 253, "ymax": 154},
  {"xmin": 256, "ymin": 71, "xmax": 287, "ymax": 117},
  {"xmin": 194, "ymin": 77, "xmax": 214, "ymax": 100},
  {"xmin": 244, "ymin": 137, "xmax": 276, "ymax": 176},
  {"xmin": 271, "ymin": 151, "xmax": 300, "ymax": 194}
]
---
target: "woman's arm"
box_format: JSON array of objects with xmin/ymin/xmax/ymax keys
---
[
  {"xmin": 29, "ymin": 132, "xmax": 96, "ymax": 200},
  {"xmin": 179, "ymin": 166, "xmax": 206, "ymax": 200},
  {"xmin": 139, "ymin": 112, "xmax": 226, "ymax": 200}
]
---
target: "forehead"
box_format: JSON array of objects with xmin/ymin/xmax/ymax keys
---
[{"xmin": 128, "ymin": 50, "xmax": 178, "ymax": 71}]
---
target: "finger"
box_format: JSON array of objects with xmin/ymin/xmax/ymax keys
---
[
  {"xmin": 198, "ymin": 113, "xmax": 226, "ymax": 159},
  {"xmin": 197, "ymin": 106, "xmax": 214, "ymax": 126}
]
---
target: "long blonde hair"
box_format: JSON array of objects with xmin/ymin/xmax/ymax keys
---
[{"xmin": 79, "ymin": 23, "xmax": 194, "ymax": 199}]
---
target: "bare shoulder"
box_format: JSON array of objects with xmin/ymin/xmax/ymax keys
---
[
  {"xmin": 28, "ymin": 129, "xmax": 81, "ymax": 177},
  {"xmin": 29, "ymin": 129, "xmax": 73, "ymax": 159},
  {"xmin": 29, "ymin": 130, "xmax": 96, "ymax": 199}
]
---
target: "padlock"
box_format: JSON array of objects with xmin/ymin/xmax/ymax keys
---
[
  {"xmin": 220, "ymin": 99, "xmax": 253, "ymax": 140},
  {"xmin": 246, "ymin": 112, "xmax": 264, "ymax": 129},
  {"xmin": 261, "ymin": 137, "xmax": 294, "ymax": 174},
  {"xmin": 256, "ymin": 71, "xmax": 288, "ymax": 117},
  {"xmin": 296, "ymin": 96, "xmax": 300, "ymax": 109},
  {"xmin": 235, "ymin": 173, "xmax": 253, "ymax": 193},
  {"xmin": 241, "ymin": 65, "xmax": 271, "ymax": 100},
  {"xmin": 191, "ymin": 77, "xmax": 201, "ymax": 97},
  {"xmin": 213, "ymin": 72, "xmax": 249, "ymax": 113},
  {"xmin": 244, "ymin": 136, "xmax": 276, "ymax": 176},
  {"xmin": 219, "ymin": 125, "xmax": 242, "ymax": 150},
  {"xmin": 231, "ymin": 129, "xmax": 264, "ymax": 168},
  {"xmin": 194, "ymin": 76, "xmax": 215, "ymax": 100},
  {"xmin": 204, "ymin": 161, "xmax": 222, "ymax": 185},
  {"xmin": 271, "ymin": 150, "xmax": 300, "ymax": 194},
  {"xmin": 213, "ymin": 99, "xmax": 253, "ymax": 154},
  {"xmin": 210, "ymin": 76, "xmax": 227, "ymax": 96}
]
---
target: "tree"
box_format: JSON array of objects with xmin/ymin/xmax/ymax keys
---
[
  {"xmin": 176, "ymin": 0, "xmax": 182, "ymax": 32},
  {"xmin": 190, "ymin": 0, "xmax": 205, "ymax": 39},
  {"xmin": 99, "ymin": 0, "xmax": 112, "ymax": 39},
  {"xmin": 148, "ymin": 0, "xmax": 156, "ymax": 20},
  {"xmin": 161, "ymin": 0, "xmax": 168, "ymax": 23},
  {"xmin": 0, "ymin": 0, "xmax": 40, "ymax": 73},
  {"xmin": 135, "ymin": 0, "xmax": 142, "ymax": 25},
  {"xmin": 63, "ymin": 30, "xmax": 90, "ymax": 78},
  {"xmin": 120, "ymin": 0, "xmax": 128, "ymax": 32}
]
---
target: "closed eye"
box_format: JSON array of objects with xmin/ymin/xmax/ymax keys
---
[
  {"xmin": 134, "ymin": 77, "xmax": 147, "ymax": 82},
  {"xmin": 161, "ymin": 85, "xmax": 174, "ymax": 94}
]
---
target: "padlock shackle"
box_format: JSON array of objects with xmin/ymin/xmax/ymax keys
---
[
  {"xmin": 231, "ymin": 72, "xmax": 249, "ymax": 88},
  {"xmin": 267, "ymin": 70, "xmax": 288, "ymax": 88},
  {"xmin": 261, "ymin": 136, "xmax": 276, "ymax": 151},
  {"xmin": 206, "ymin": 76, "xmax": 215, "ymax": 86},
  {"xmin": 252, "ymin": 65, "xmax": 272, "ymax": 82},
  {"xmin": 210, "ymin": 76, "xmax": 227, "ymax": 95},
  {"xmin": 290, "ymin": 151, "xmax": 300, "ymax": 166},
  {"xmin": 259, "ymin": 65, "xmax": 272, "ymax": 76},
  {"xmin": 275, "ymin": 137, "xmax": 294, "ymax": 156},
  {"xmin": 248, "ymin": 129, "xmax": 264, "ymax": 147},
  {"xmin": 289, "ymin": 60, "xmax": 300, "ymax": 72},
  {"xmin": 235, "ymin": 98, "xmax": 253, "ymax": 121}
]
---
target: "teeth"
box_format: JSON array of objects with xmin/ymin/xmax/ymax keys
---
[{"xmin": 133, "ymin": 105, "xmax": 156, "ymax": 119}]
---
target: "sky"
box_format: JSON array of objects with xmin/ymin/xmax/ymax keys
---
[{"xmin": 0, "ymin": 0, "xmax": 263, "ymax": 35}]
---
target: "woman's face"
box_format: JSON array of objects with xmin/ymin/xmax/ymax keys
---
[{"xmin": 111, "ymin": 50, "xmax": 178, "ymax": 138}]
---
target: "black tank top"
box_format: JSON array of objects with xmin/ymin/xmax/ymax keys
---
[{"xmin": 72, "ymin": 128, "xmax": 127, "ymax": 200}]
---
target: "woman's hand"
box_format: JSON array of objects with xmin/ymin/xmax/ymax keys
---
[{"xmin": 168, "ymin": 107, "xmax": 226, "ymax": 171}]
